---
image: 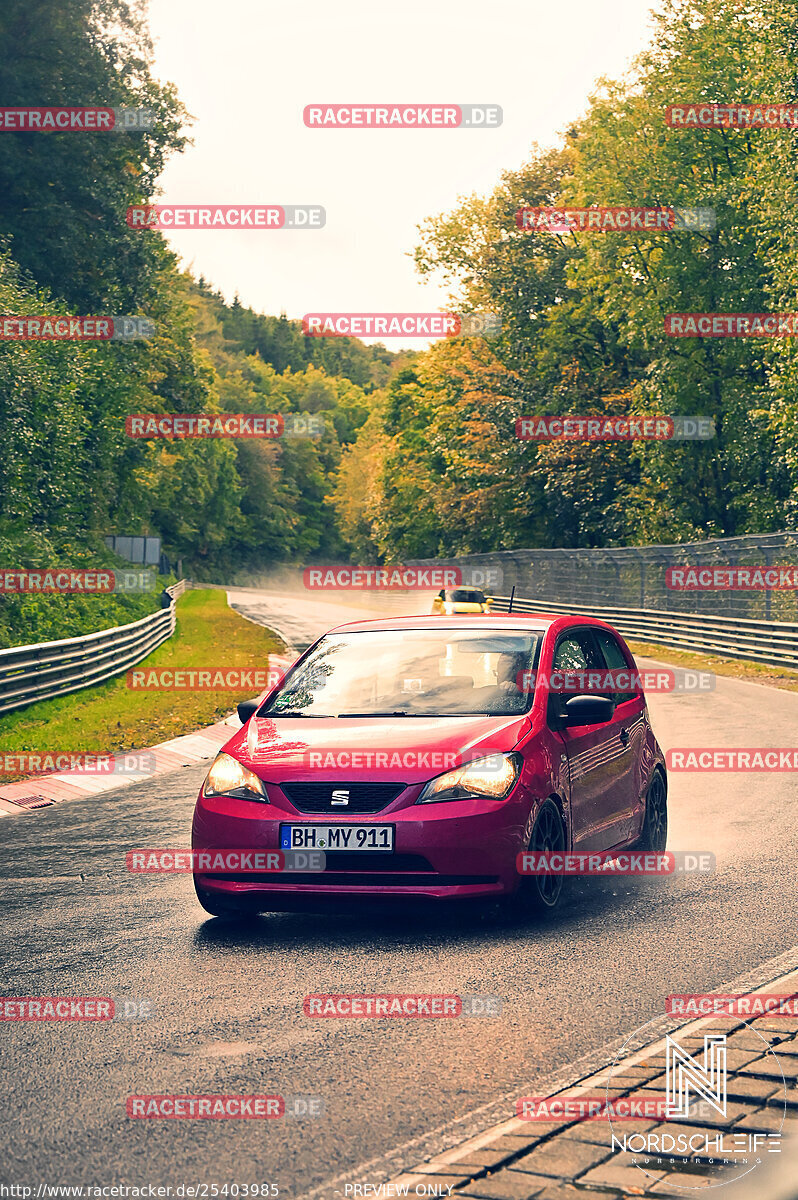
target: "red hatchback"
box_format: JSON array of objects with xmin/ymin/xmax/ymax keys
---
[{"xmin": 192, "ymin": 615, "xmax": 667, "ymax": 919}]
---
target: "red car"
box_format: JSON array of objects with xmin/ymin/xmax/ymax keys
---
[{"xmin": 192, "ymin": 614, "xmax": 667, "ymax": 919}]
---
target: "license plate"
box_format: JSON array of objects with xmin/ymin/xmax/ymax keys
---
[{"xmin": 280, "ymin": 824, "xmax": 394, "ymax": 852}]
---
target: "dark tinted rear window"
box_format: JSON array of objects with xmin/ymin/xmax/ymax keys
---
[{"xmin": 446, "ymin": 589, "xmax": 486, "ymax": 602}]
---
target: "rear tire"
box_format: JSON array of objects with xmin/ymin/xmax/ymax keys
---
[
  {"xmin": 194, "ymin": 883, "xmax": 261, "ymax": 922},
  {"xmin": 631, "ymin": 771, "xmax": 668, "ymax": 852}
]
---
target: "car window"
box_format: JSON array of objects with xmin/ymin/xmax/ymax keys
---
[
  {"xmin": 261, "ymin": 628, "xmax": 540, "ymax": 717},
  {"xmin": 549, "ymin": 628, "xmax": 612, "ymax": 717},
  {"xmin": 594, "ymin": 630, "xmax": 638, "ymax": 704},
  {"xmin": 553, "ymin": 630, "xmax": 604, "ymax": 672}
]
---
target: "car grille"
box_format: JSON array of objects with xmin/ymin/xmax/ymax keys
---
[
  {"xmin": 322, "ymin": 852, "xmax": 433, "ymax": 872},
  {"xmin": 279, "ymin": 781, "xmax": 406, "ymax": 814}
]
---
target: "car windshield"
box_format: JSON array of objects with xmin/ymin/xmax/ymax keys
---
[
  {"xmin": 261, "ymin": 628, "xmax": 540, "ymax": 717},
  {"xmin": 446, "ymin": 589, "xmax": 486, "ymax": 603}
]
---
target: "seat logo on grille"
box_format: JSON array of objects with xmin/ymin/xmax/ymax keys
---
[{"xmin": 330, "ymin": 789, "xmax": 350, "ymax": 806}]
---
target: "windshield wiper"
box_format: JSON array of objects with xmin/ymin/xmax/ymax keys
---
[
  {"xmin": 263, "ymin": 710, "xmax": 315, "ymax": 717},
  {"xmin": 337, "ymin": 711, "xmax": 499, "ymax": 718},
  {"xmin": 266, "ymin": 709, "xmax": 503, "ymax": 718},
  {"xmin": 336, "ymin": 710, "xmax": 413, "ymax": 717}
]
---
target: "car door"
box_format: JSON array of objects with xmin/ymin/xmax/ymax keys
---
[
  {"xmin": 592, "ymin": 628, "xmax": 647, "ymax": 846},
  {"xmin": 550, "ymin": 627, "xmax": 631, "ymax": 851}
]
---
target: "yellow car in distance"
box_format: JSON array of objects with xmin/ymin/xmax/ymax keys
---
[{"xmin": 431, "ymin": 587, "xmax": 494, "ymax": 615}]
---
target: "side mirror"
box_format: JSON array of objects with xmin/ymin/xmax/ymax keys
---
[
  {"xmin": 549, "ymin": 694, "xmax": 615, "ymax": 729},
  {"xmin": 562, "ymin": 695, "xmax": 616, "ymax": 727},
  {"xmin": 237, "ymin": 698, "xmax": 260, "ymax": 724}
]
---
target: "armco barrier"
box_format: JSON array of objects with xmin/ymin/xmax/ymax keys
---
[
  {"xmin": 409, "ymin": 532, "xmax": 798, "ymax": 669},
  {"xmin": 411, "ymin": 533, "xmax": 798, "ymax": 621},
  {"xmin": 0, "ymin": 580, "xmax": 188, "ymax": 716},
  {"xmin": 488, "ymin": 594, "xmax": 798, "ymax": 668}
]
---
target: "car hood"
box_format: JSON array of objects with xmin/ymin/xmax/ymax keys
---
[{"xmin": 223, "ymin": 713, "xmax": 529, "ymax": 784}]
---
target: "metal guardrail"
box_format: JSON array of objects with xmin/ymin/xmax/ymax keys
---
[
  {"xmin": 410, "ymin": 533, "xmax": 798, "ymax": 668},
  {"xmin": 489, "ymin": 594, "xmax": 798, "ymax": 669},
  {"xmin": 0, "ymin": 580, "xmax": 188, "ymax": 716},
  {"xmin": 411, "ymin": 532, "xmax": 798, "ymax": 622}
]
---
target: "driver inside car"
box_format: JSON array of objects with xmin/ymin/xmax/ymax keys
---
[{"xmin": 496, "ymin": 651, "xmax": 527, "ymax": 695}]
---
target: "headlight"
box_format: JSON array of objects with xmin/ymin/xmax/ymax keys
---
[
  {"xmin": 202, "ymin": 753, "xmax": 269, "ymax": 802},
  {"xmin": 417, "ymin": 753, "xmax": 522, "ymax": 804}
]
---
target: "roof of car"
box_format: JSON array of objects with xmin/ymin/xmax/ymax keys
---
[{"xmin": 324, "ymin": 614, "xmax": 561, "ymax": 634}]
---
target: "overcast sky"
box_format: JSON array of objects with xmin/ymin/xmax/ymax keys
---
[{"xmin": 147, "ymin": 0, "xmax": 658, "ymax": 348}]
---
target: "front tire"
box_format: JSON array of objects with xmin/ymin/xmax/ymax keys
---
[
  {"xmin": 632, "ymin": 771, "xmax": 668, "ymax": 852},
  {"xmin": 500, "ymin": 798, "xmax": 567, "ymax": 920}
]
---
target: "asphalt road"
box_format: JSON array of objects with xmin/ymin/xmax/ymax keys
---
[{"xmin": 1, "ymin": 589, "xmax": 796, "ymax": 1195}]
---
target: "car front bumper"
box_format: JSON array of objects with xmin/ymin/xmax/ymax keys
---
[{"xmin": 192, "ymin": 785, "xmax": 533, "ymax": 908}]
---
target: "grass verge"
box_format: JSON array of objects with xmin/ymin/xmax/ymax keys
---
[
  {"xmin": 627, "ymin": 639, "xmax": 798, "ymax": 693},
  {"xmin": 0, "ymin": 589, "xmax": 285, "ymax": 775}
]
